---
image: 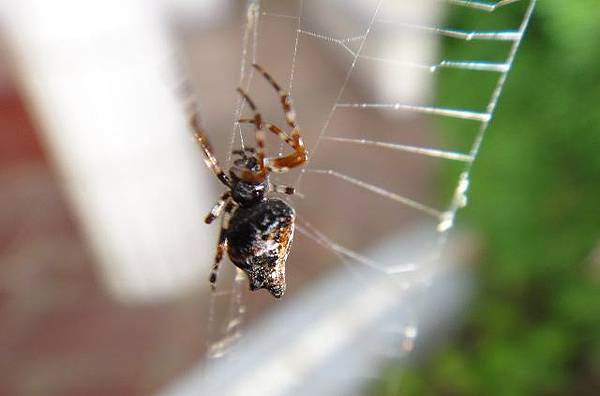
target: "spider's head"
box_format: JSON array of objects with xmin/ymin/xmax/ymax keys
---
[
  {"xmin": 232, "ymin": 151, "xmax": 261, "ymax": 173},
  {"xmin": 230, "ymin": 151, "xmax": 268, "ymax": 206}
]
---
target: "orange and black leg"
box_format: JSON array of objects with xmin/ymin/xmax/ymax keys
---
[
  {"xmin": 204, "ymin": 191, "xmax": 232, "ymax": 224},
  {"xmin": 209, "ymin": 201, "xmax": 236, "ymax": 291},
  {"xmin": 251, "ymin": 64, "xmax": 308, "ymax": 171},
  {"xmin": 269, "ymin": 183, "xmax": 296, "ymax": 195},
  {"xmin": 190, "ymin": 113, "xmax": 232, "ymax": 187}
]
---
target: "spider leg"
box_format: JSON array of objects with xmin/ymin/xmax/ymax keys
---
[
  {"xmin": 269, "ymin": 183, "xmax": 296, "ymax": 195},
  {"xmin": 190, "ymin": 113, "xmax": 231, "ymax": 187},
  {"xmin": 252, "ymin": 64, "xmax": 297, "ymax": 130},
  {"xmin": 262, "ymin": 123, "xmax": 307, "ymax": 172},
  {"xmin": 236, "ymin": 88, "xmax": 268, "ymax": 182},
  {"xmin": 239, "ymin": 118, "xmax": 293, "ymax": 146},
  {"xmin": 251, "ymin": 64, "xmax": 308, "ymax": 172},
  {"xmin": 238, "ymin": 118, "xmax": 305, "ymax": 172},
  {"xmin": 235, "ymin": 118, "xmax": 255, "ymax": 125},
  {"xmin": 204, "ymin": 191, "xmax": 232, "ymax": 224},
  {"xmin": 231, "ymin": 147, "xmax": 255, "ymax": 157},
  {"xmin": 209, "ymin": 200, "xmax": 236, "ymax": 291}
]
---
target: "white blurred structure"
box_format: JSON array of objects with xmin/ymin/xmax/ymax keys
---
[
  {"xmin": 1, "ymin": 0, "xmax": 215, "ymax": 302},
  {"xmin": 165, "ymin": 0, "xmax": 235, "ymax": 27}
]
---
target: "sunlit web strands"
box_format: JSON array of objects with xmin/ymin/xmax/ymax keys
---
[
  {"xmin": 375, "ymin": 20, "xmax": 522, "ymax": 42},
  {"xmin": 265, "ymin": 26, "xmax": 514, "ymax": 88},
  {"xmin": 292, "ymin": 0, "xmax": 384, "ymax": 189},
  {"xmin": 286, "ymin": 1, "xmax": 303, "ymax": 95},
  {"xmin": 297, "ymin": 29, "xmax": 369, "ymax": 59},
  {"xmin": 303, "ymin": 169, "xmax": 443, "ymax": 218},
  {"xmin": 435, "ymin": 61, "xmax": 510, "ymax": 73},
  {"xmin": 322, "ymin": 137, "xmax": 474, "ymax": 163},
  {"xmin": 261, "ymin": 11, "xmax": 298, "ymax": 20},
  {"xmin": 437, "ymin": 0, "xmax": 536, "ymax": 243},
  {"xmin": 296, "ymin": 220, "xmax": 381, "ymax": 281},
  {"xmin": 296, "ymin": 222, "xmax": 418, "ymax": 275},
  {"xmin": 296, "ymin": 29, "xmax": 511, "ymax": 74},
  {"xmin": 265, "ymin": 12, "xmax": 523, "ymax": 43},
  {"xmin": 444, "ymin": 0, "xmax": 523, "ymax": 12},
  {"xmin": 336, "ymin": 103, "xmax": 491, "ymax": 122},
  {"xmin": 296, "ymin": 223, "xmax": 388, "ymax": 272},
  {"xmin": 359, "ymin": 55, "xmax": 510, "ymax": 73},
  {"xmin": 297, "ymin": 29, "xmax": 367, "ymax": 44}
]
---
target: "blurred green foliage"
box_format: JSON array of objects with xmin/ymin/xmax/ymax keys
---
[{"xmin": 373, "ymin": 1, "xmax": 600, "ymax": 395}]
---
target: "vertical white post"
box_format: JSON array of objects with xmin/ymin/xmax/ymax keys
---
[{"xmin": 1, "ymin": 0, "xmax": 215, "ymax": 301}]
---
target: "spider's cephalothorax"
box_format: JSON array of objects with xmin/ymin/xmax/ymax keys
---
[
  {"xmin": 190, "ymin": 64, "xmax": 307, "ymax": 298},
  {"xmin": 229, "ymin": 154, "xmax": 268, "ymax": 206}
]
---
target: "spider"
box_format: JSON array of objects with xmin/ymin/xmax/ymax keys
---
[{"xmin": 190, "ymin": 64, "xmax": 308, "ymax": 298}]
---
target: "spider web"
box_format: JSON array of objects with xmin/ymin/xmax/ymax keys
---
[{"xmin": 204, "ymin": 0, "xmax": 536, "ymax": 361}]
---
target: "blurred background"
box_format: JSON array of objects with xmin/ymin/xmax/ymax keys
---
[
  {"xmin": 0, "ymin": 0, "xmax": 598, "ymax": 395},
  {"xmin": 374, "ymin": 2, "xmax": 600, "ymax": 395}
]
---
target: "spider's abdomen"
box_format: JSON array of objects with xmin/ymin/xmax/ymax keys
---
[{"xmin": 226, "ymin": 198, "xmax": 295, "ymax": 298}]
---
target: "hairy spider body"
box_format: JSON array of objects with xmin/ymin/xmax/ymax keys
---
[
  {"xmin": 227, "ymin": 198, "xmax": 294, "ymax": 298},
  {"xmin": 191, "ymin": 64, "xmax": 307, "ymax": 298}
]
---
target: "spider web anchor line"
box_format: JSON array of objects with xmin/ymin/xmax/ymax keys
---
[{"xmin": 287, "ymin": 1, "xmax": 304, "ymax": 96}]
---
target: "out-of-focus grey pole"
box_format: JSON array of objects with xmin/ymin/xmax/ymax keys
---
[{"xmin": 158, "ymin": 226, "xmax": 473, "ymax": 396}]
